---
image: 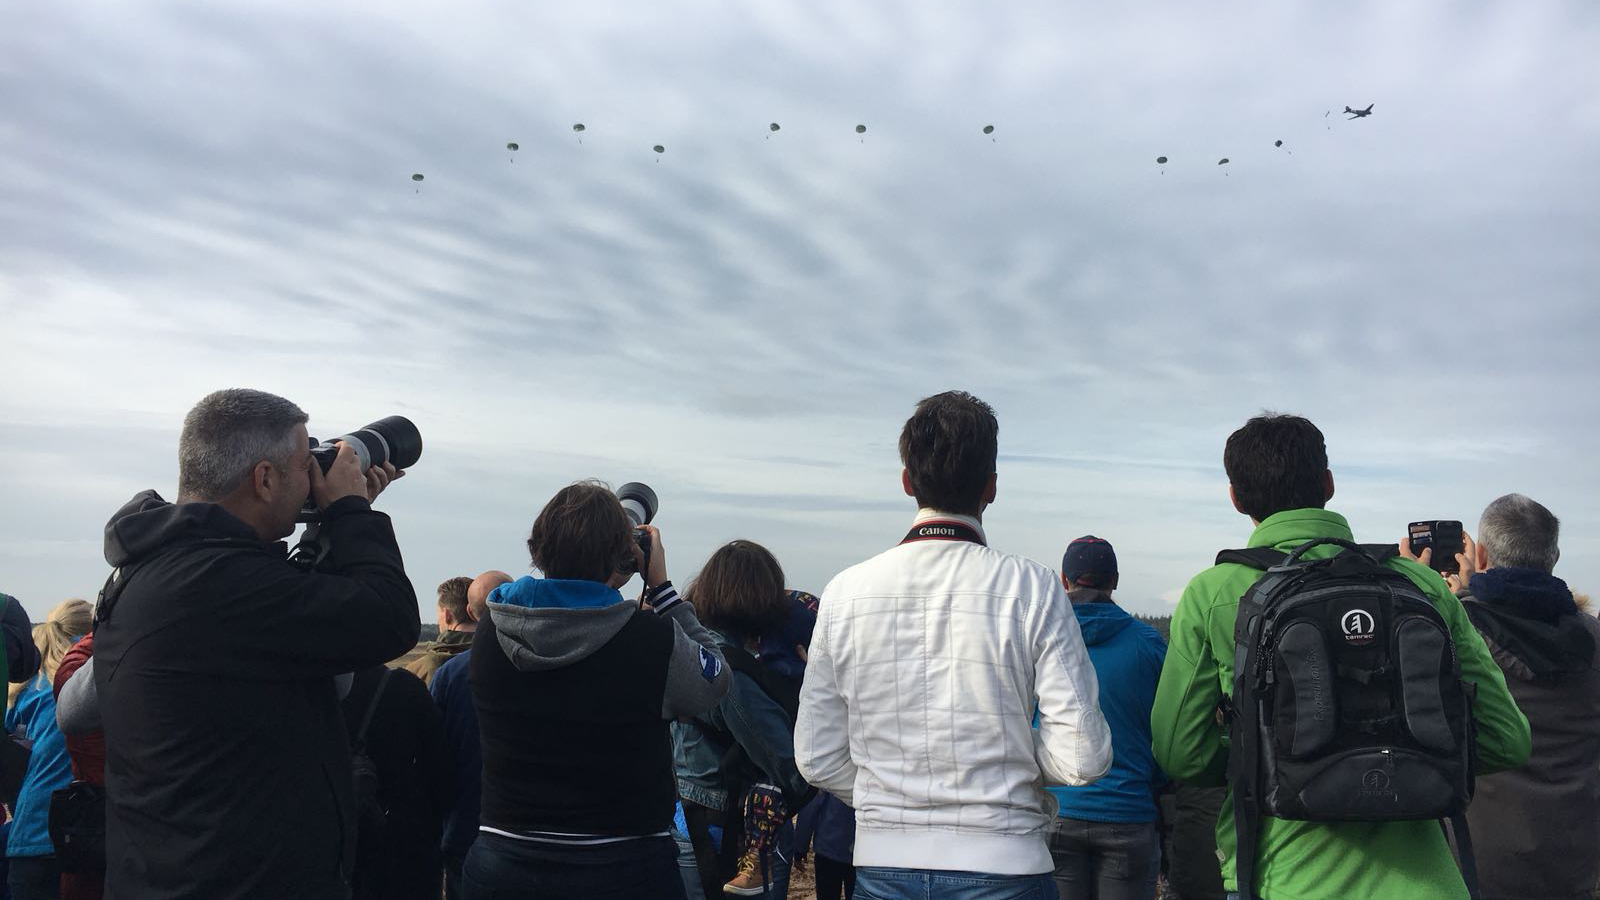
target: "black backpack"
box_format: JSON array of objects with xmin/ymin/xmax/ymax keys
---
[
  {"xmin": 1222, "ymin": 538, "xmax": 1478, "ymax": 900},
  {"xmin": 349, "ymin": 668, "xmax": 393, "ymax": 897}
]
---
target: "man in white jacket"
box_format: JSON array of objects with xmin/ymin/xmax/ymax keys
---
[{"xmin": 795, "ymin": 390, "xmax": 1113, "ymax": 900}]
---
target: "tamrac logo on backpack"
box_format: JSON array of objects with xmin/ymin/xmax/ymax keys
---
[{"xmin": 1340, "ymin": 608, "xmax": 1377, "ymax": 645}]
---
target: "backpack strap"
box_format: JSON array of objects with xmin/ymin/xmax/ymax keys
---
[
  {"xmin": 1450, "ymin": 812, "xmax": 1481, "ymax": 900},
  {"xmin": 1215, "ymin": 548, "xmax": 1288, "ymax": 570},
  {"xmin": 352, "ymin": 669, "xmax": 393, "ymax": 754},
  {"xmin": 1356, "ymin": 543, "xmax": 1401, "ymax": 563}
]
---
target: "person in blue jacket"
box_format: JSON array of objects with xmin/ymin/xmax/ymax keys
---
[
  {"xmin": 5, "ymin": 599, "xmax": 92, "ymax": 900},
  {"xmin": 1046, "ymin": 537, "xmax": 1167, "ymax": 900}
]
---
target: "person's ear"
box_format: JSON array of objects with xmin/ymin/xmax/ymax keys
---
[
  {"xmin": 1322, "ymin": 470, "xmax": 1335, "ymax": 504},
  {"xmin": 1109, "ymin": 574, "xmax": 1120, "ymax": 591},
  {"xmin": 1228, "ymin": 484, "xmax": 1247, "ymax": 516},
  {"xmin": 981, "ymin": 473, "xmax": 997, "ymax": 506},
  {"xmin": 252, "ymin": 460, "xmax": 277, "ymax": 504},
  {"xmin": 1476, "ymin": 543, "xmax": 1490, "ymax": 571},
  {"xmin": 901, "ymin": 469, "xmax": 916, "ymax": 499}
]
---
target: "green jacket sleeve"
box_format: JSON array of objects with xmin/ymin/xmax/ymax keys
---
[
  {"xmin": 1393, "ymin": 562, "xmax": 1530, "ymax": 773},
  {"xmin": 1151, "ymin": 573, "xmax": 1228, "ymax": 785}
]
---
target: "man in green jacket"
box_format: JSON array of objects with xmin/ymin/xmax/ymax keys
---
[{"xmin": 1150, "ymin": 413, "xmax": 1531, "ymax": 900}]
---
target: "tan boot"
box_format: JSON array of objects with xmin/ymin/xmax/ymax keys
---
[{"xmin": 722, "ymin": 854, "xmax": 767, "ymax": 897}]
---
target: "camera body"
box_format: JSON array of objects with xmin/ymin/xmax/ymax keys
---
[
  {"xmin": 297, "ymin": 416, "xmax": 423, "ymax": 522},
  {"xmin": 1408, "ymin": 520, "xmax": 1464, "ymax": 574},
  {"xmin": 616, "ymin": 482, "xmax": 659, "ymax": 578}
]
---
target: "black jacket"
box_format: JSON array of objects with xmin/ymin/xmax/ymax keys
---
[
  {"xmin": 1462, "ymin": 568, "xmax": 1600, "ymax": 900},
  {"xmin": 93, "ymin": 490, "xmax": 419, "ymax": 900},
  {"xmin": 341, "ymin": 664, "xmax": 451, "ymax": 900}
]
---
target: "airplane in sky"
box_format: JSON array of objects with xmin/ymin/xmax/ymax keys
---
[{"xmin": 1344, "ymin": 104, "xmax": 1375, "ymax": 118}]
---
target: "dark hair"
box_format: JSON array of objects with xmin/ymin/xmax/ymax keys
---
[
  {"xmin": 1223, "ymin": 413, "xmax": 1330, "ymax": 521},
  {"xmin": 685, "ymin": 540, "xmax": 789, "ymax": 638},
  {"xmin": 898, "ymin": 391, "xmax": 998, "ymax": 515},
  {"xmin": 436, "ymin": 576, "xmax": 472, "ymax": 624},
  {"xmin": 526, "ymin": 481, "xmax": 633, "ymax": 582}
]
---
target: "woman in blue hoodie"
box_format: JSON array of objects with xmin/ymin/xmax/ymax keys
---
[
  {"xmin": 5, "ymin": 598, "xmax": 92, "ymax": 900},
  {"xmin": 464, "ymin": 481, "xmax": 732, "ymax": 900}
]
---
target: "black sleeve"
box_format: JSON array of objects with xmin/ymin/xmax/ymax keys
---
[
  {"xmin": 3, "ymin": 595, "xmax": 40, "ymax": 683},
  {"xmin": 192, "ymin": 497, "xmax": 421, "ymax": 678}
]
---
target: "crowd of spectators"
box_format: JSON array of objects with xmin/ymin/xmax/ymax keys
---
[{"xmin": 0, "ymin": 387, "xmax": 1592, "ymax": 900}]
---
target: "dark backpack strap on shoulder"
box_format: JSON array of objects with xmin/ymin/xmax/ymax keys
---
[
  {"xmin": 353, "ymin": 669, "xmax": 393, "ymax": 754},
  {"xmin": 1216, "ymin": 548, "xmax": 1289, "ymax": 570},
  {"xmin": 1356, "ymin": 543, "xmax": 1401, "ymax": 563},
  {"xmin": 718, "ymin": 642, "xmax": 802, "ymax": 723}
]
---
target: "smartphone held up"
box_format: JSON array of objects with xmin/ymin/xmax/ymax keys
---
[{"xmin": 1408, "ymin": 520, "xmax": 1464, "ymax": 574}]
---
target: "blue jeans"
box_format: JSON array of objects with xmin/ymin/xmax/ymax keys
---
[
  {"xmin": 7, "ymin": 855, "xmax": 61, "ymax": 900},
  {"xmin": 854, "ymin": 866, "xmax": 1059, "ymax": 900},
  {"xmin": 1046, "ymin": 818, "xmax": 1159, "ymax": 900},
  {"xmin": 462, "ymin": 832, "xmax": 687, "ymax": 900}
]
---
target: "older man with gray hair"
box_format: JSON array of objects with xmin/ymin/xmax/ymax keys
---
[
  {"xmin": 94, "ymin": 388, "xmax": 419, "ymax": 900},
  {"xmin": 1446, "ymin": 494, "xmax": 1600, "ymax": 900}
]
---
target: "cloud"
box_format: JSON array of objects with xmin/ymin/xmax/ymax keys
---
[{"xmin": 4, "ymin": 0, "xmax": 1598, "ymax": 618}]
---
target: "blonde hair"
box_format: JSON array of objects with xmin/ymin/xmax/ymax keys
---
[{"xmin": 9, "ymin": 599, "xmax": 93, "ymax": 705}]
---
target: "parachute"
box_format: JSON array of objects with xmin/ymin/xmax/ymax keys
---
[
  {"xmin": 506, "ymin": 142, "xmax": 519, "ymax": 164},
  {"xmin": 770, "ymin": 123, "xmax": 781, "ymax": 132},
  {"xmin": 572, "ymin": 123, "xmax": 585, "ymax": 144},
  {"xmin": 411, "ymin": 173, "xmax": 424, "ymax": 181},
  {"xmin": 855, "ymin": 124, "xmax": 866, "ymax": 134},
  {"xmin": 653, "ymin": 144, "xmax": 665, "ymax": 153},
  {"xmin": 1156, "ymin": 156, "xmax": 1168, "ymax": 164},
  {"xmin": 1273, "ymin": 140, "xmax": 1282, "ymax": 147},
  {"xmin": 982, "ymin": 125, "xmax": 994, "ymax": 134},
  {"xmin": 1217, "ymin": 158, "xmax": 1230, "ymax": 165}
]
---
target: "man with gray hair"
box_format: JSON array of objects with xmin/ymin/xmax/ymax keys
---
[
  {"xmin": 1446, "ymin": 494, "xmax": 1600, "ymax": 900},
  {"xmin": 94, "ymin": 388, "xmax": 419, "ymax": 900}
]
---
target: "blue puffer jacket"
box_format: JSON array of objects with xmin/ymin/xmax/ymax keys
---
[
  {"xmin": 6, "ymin": 674, "xmax": 74, "ymax": 856},
  {"xmin": 1049, "ymin": 592, "xmax": 1167, "ymax": 823}
]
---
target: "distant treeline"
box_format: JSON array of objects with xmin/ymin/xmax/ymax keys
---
[{"xmin": 1135, "ymin": 614, "xmax": 1172, "ymax": 641}]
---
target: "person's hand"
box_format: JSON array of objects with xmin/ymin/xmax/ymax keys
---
[
  {"xmin": 1446, "ymin": 531, "xmax": 1478, "ymax": 596},
  {"xmin": 792, "ymin": 853, "xmax": 809, "ymax": 876},
  {"xmin": 364, "ymin": 461, "xmax": 402, "ymax": 503},
  {"xmin": 309, "ymin": 442, "xmax": 369, "ymax": 509},
  {"xmin": 638, "ymin": 524, "xmax": 668, "ymax": 588},
  {"xmin": 1398, "ymin": 535, "xmax": 1433, "ymax": 570}
]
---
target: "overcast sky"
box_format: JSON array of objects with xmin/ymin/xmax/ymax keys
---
[{"xmin": 3, "ymin": 0, "xmax": 1597, "ymax": 624}]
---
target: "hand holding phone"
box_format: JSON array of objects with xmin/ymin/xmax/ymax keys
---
[{"xmin": 1407, "ymin": 520, "xmax": 1464, "ymax": 575}]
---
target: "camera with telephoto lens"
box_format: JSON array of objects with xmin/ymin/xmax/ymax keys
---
[
  {"xmin": 297, "ymin": 415, "xmax": 423, "ymax": 522},
  {"xmin": 615, "ymin": 482, "xmax": 658, "ymax": 577}
]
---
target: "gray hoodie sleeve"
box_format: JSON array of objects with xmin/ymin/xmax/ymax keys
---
[
  {"xmin": 650, "ymin": 582, "xmax": 732, "ymax": 719},
  {"xmin": 56, "ymin": 656, "xmax": 101, "ymax": 735}
]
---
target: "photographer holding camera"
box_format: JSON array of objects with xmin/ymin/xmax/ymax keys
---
[
  {"xmin": 93, "ymin": 389, "xmax": 420, "ymax": 900},
  {"xmin": 465, "ymin": 480, "xmax": 730, "ymax": 900}
]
